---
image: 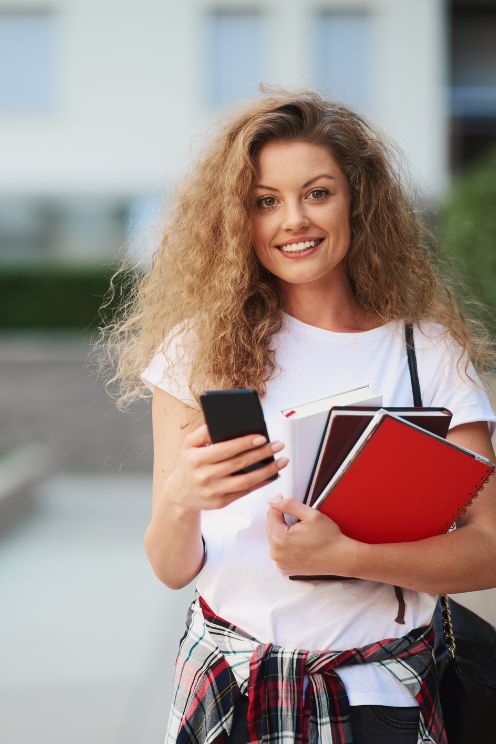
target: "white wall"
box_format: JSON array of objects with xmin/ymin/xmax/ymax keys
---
[
  {"xmin": 375, "ymin": 0, "xmax": 448, "ymax": 199},
  {"xmin": 258, "ymin": 0, "xmax": 449, "ymax": 199},
  {"xmin": 0, "ymin": 0, "xmax": 203, "ymax": 196},
  {"xmin": 0, "ymin": 0, "xmax": 448, "ymax": 200}
]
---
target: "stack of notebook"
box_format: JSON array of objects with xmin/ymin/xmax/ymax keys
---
[{"xmin": 281, "ymin": 389, "xmax": 494, "ymax": 544}]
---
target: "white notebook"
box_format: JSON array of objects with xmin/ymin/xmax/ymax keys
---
[{"xmin": 280, "ymin": 385, "xmax": 382, "ymax": 522}]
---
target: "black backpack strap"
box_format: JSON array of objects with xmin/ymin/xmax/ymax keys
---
[
  {"xmin": 405, "ymin": 322, "xmax": 423, "ymax": 407},
  {"xmin": 405, "ymin": 323, "xmax": 455, "ymax": 649},
  {"xmin": 391, "ymin": 323, "xmax": 424, "ymax": 625}
]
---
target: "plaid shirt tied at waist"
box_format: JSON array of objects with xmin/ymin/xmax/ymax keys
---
[{"xmin": 166, "ymin": 591, "xmax": 446, "ymax": 744}]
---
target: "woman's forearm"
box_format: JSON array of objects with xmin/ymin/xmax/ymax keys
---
[
  {"xmin": 345, "ymin": 522, "xmax": 496, "ymax": 594},
  {"xmin": 144, "ymin": 493, "xmax": 204, "ymax": 590}
]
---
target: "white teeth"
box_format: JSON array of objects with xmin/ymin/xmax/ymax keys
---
[{"xmin": 280, "ymin": 239, "xmax": 321, "ymax": 252}]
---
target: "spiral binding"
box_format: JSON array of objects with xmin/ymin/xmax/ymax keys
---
[{"xmin": 442, "ymin": 468, "xmax": 494, "ymax": 532}]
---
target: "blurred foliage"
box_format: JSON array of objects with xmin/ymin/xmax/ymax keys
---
[
  {"xmin": 0, "ymin": 264, "xmax": 124, "ymax": 330},
  {"xmin": 439, "ymin": 146, "xmax": 496, "ymax": 321}
]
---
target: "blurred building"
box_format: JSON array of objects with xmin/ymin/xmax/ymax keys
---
[
  {"xmin": 0, "ymin": 0, "xmax": 494, "ymax": 264},
  {"xmin": 450, "ymin": 0, "xmax": 496, "ymax": 172}
]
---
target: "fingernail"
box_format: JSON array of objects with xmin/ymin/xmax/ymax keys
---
[
  {"xmin": 252, "ymin": 435, "xmax": 267, "ymax": 446},
  {"xmin": 277, "ymin": 457, "xmax": 289, "ymax": 469},
  {"xmin": 269, "ymin": 494, "xmax": 283, "ymax": 504},
  {"xmin": 271, "ymin": 440, "xmax": 284, "ymax": 453}
]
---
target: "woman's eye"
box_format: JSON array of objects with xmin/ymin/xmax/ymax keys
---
[
  {"xmin": 255, "ymin": 188, "xmax": 329, "ymax": 211},
  {"xmin": 256, "ymin": 196, "xmax": 277, "ymax": 210},
  {"xmin": 308, "ymin": 188, "xmax": 329, "ymax": 200}
]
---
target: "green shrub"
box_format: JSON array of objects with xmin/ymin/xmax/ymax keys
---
[
  {"xmin": 0, "ymin": 264, "xmax": 124, "ymax": 330},
  {"xmin": 439, "ymin": 147, "xmax": 496, "ymax": 319}
]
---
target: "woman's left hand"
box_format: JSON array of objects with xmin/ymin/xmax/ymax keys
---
[{"xmin": 265, "ymin": 495, "xmax": 356, "ymax": 577}]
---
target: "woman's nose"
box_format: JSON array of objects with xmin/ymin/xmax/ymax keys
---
[{"xmin": 281, "ymin": 202, "xmax": 310, "ymax": 231}]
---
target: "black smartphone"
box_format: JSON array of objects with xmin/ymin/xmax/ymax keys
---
[{"xmin": 199, "ymin": 389, "xmax": 278, "ymax": 481}]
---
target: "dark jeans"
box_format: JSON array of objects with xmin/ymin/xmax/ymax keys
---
[{"xmin": 229, "ymin": 694, "xmax": 420, "ymax": 743}]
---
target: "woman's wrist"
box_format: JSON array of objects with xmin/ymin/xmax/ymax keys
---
[
  {"xmin": 160, "ymin": 476, "xmax": 200, "ymax": 518},
  {"xmin": 333, "ymin": 534, "xmax": 371, "ymax": 579},
  {"xmin": 159, "ymin": 493, "xmax": 199, "ymax": 523}
]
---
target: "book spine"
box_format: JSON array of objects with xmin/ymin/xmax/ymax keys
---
[
  {"xmin": 304, "ymin": 411, "xmax": 331, "ymax": 505},
  {"xmin": 280, "ymin": 414, "xmax": 295, "ymax": 499},
  {"xmin": 312, "ymin": 411, "xmax": 385, "ymax": 511},
  {"xmin": 443, "ymin": 467, "xmax": 494, "ymax": 532}
]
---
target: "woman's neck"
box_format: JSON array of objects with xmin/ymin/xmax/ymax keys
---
[{"xmin": 279, "ymin": 277, "xmax": 381, "ymax": 333}]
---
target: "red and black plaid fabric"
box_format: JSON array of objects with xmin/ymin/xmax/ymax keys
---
[{"xmin": 165, "ymin": 591, "xmax": 446, "ymax": 743}]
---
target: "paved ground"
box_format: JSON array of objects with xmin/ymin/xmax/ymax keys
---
[
  {"xmin": 0, "ymin": 333, "xmax": 152, "ymax": 472},
  {"xmin": 0, "ymin": 473, "xmax": 194, "ymax": 744}
]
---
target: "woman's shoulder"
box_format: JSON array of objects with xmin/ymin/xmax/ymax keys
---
[
  {"xmin": 140, "ymin": 321, "xmax": 198, "ymax": 405},
  {"xmin": 158, "ymin": 321, "xmax": 198, "ymax": 362},
  {"xmin": 413, "ymin": 320, "xmax": 450, "ymax": 338},
  {"xmin": 412, "ymin": 321, "xmax": 462, "ymax": 361},
  {"xmin": 410, "ymin": 321, "xmax": 479, "ymax": 393},
  {"xmin": 411, "ymin": 321, "xmax": 496, "ymax": 430}
]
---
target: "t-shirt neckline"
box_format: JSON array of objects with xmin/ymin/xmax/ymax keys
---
[{"xmin": 282, "ymin": 311, "xmax": 397, "ymax": 342}]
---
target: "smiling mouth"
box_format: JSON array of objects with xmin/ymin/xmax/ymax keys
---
[{"xmin": 277, "ymin": 238, "xmax": 324, "ymax": 253}]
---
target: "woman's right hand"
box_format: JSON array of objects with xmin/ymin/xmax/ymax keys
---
[{"xmin": 163, "ymin": 424, "xmax": 288, "ymax": 513}]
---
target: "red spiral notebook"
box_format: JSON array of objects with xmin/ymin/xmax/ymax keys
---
[
  {"xmin": 312, "ymin": 410, "xmax": 495, "ymax": 544},
  {"xmin": 304, "ymin": 406, "xmax": 452, "ymax": 507}
]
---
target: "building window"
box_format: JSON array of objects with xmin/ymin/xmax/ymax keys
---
[
  {"xmin": 208, "ymin": 10, "xmax": 265, "ymax": 107},
  {"xmin": 314, "ymin": 11, "xmax": 375, "ymax": 111},
  {"xmin": 0, "ymin": 12, "xmax": 57, "ymax": 112},
  {"xmin": 450, "ymin": 1, "xmax": 496, "ymax": 171}
]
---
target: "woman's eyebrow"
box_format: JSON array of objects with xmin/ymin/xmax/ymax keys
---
[{"xmin": 254, "ymin": 174, "xmax": 336, "ymax": 191}]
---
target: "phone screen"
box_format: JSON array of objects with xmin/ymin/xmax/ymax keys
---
[{"xmin": 200, "ymin": 389, "xmax": 277, "ymax": 480}]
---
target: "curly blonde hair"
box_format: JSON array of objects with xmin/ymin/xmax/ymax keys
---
[{"xmin": 99, "ymin": 87, "xmax": 494, "ymax": 408}]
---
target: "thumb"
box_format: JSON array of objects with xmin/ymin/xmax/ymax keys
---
[{"xmin": 268, "ymin": 496, "xmax": 315, "ymax": 521}]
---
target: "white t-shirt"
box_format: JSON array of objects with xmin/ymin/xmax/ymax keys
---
[{"xmin": 141, "ymin": 314, "xmax": 496, "ymax": 707}]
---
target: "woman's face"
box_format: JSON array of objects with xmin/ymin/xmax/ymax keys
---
[{"xmin": 250, "ymin": 140, "xmax": 351, "ymax": 292}]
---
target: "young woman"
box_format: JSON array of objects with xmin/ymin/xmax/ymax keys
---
[{"xmin": 106, "ymin": 89, "xmax": 496, "ymax": 743}]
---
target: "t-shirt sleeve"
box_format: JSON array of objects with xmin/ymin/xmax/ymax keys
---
[
  {"xmin": 416, "ymin": 324, "xmax": 496, "ymax": 437},
  {"xmin": 140, "ymin": 326, "xmax": 197, "ymax": 407}
]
